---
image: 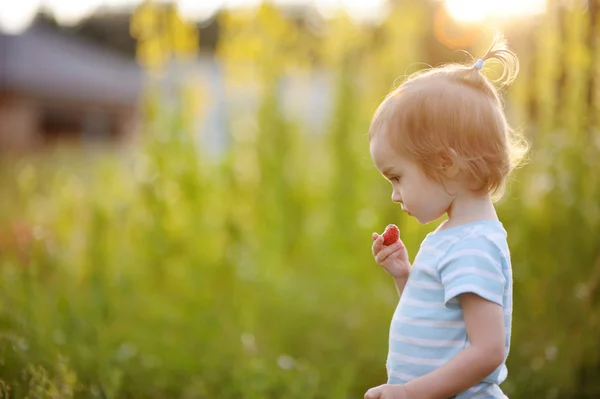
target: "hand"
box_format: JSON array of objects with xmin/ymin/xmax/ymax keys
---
[
  {"xmin": 365, "ymin": 384, "xmax": 409, "ymax": 399},
  {"xmin": 371, "ymin": 232, "xmax": 411, "ymax": 279}
]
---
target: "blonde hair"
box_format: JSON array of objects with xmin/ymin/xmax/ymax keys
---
[{"xmin": 369, "ymin": 32, "xmax": 529, "ymax": 200}]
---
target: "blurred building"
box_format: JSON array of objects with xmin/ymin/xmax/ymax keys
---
[{"xmin": 0, "ymin": 21, "xmax": 142, "ymax": 153}]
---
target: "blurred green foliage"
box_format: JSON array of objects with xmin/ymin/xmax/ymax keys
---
[{"xmin": 1, "ymin": 0, "xmax": 600, "ymax": 398}]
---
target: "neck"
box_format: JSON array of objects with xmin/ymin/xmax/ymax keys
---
[{"xmin": 443, "ymin": 192, "xmax": 498, "ymax": 230}]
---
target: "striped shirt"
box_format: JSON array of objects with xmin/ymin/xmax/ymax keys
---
[{"xmin": 386, "ymin": 220, "xmax": 512, "ymax": 399}]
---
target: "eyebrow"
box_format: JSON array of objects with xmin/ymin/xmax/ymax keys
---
[{"xmin": 380, "ymin": 166, "xmax": 395, "ymax": 177}]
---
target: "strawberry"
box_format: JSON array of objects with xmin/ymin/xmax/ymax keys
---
[{"xmin": 381, "ymin": 224, "xmax": 399, "ymax": 246}]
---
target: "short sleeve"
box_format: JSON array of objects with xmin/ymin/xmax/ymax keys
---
[{"xmin": 437, "ymin": 236, "xmax": 506, "ymax": 308}]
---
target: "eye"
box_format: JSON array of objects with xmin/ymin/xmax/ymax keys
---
[{"xmin": 389, "ymin": 176, "xmax": 401, "ymax": 183}]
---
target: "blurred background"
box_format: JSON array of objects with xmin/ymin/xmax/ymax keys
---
[{"xmin": 0, "ymin": 0, "xmax": 599, "ymax": 398}]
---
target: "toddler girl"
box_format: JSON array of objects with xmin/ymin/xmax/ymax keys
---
[{"xmin": 365, "ymin": 33, "xmax": 528, "ymax": 399}]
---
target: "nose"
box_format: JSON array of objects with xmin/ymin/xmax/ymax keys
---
[{"xmin": 391, "ymin": 190, "xmax": 402, "ymax": 204}]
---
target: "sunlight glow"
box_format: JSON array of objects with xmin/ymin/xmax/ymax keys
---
[
  {"xmin": 0, "ymin": 0, "xmax": 548, "ymax": 35},
  {"xmin": 45, "ymin": 0, "xmax": 103, "ymax": 26},
  {"xmin": 0, "ymin": 0, "xmax": 41, "ymax": 34},
  {"xmin": 445, "ymin": 0, "xmax": 547, "ymax": 23},
  {"xmin": 177, "ymin": 0, "xmax": 223, "ymax": 22},
  {"xmin": 223, "ymin": 0, "xmax": 263, "ymax": 9},
  {"xmin": 314, "ymin": 0, "xmax": 388, "ymax": 22}
]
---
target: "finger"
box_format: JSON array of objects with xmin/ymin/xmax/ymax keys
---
[
  {"xmin": 378, "ymin": 243, "xmax": 408, "ymax": 265},
  {"xmin": 372, "ymin": 235, "xmax": 384, "ymax": 256},
  {"xmin": 372, "ymin": 232, "xmax": 379, "ymax": 241},
  {"xmin": 376, "ymin": 246, "xmax": 404, "ymax": 265},
  {"xmin": 364, "ymin": 385, "xmax": 385, "ymax": 399},
  {"xmin": 375, "ymin": 241, "xmax": 403, "ymax": 263},
  {"xmin": 364, "ymin": 391, "xmax": 378, "ymax": 399},
  {"xmin": 364, "ymin": 390, "xmax": 378, "ymax": 399}
]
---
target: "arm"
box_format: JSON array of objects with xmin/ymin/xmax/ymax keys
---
[
  {"xmin": 371, "ymin": 233, "xmax": 411, "ymax": 298},
  {"xmin": 393, "ymin": 276, "xmax": 408, "ymax": 297},
  {"xmin": 365, "ymin": 237, "xmax": 508, "ymax": 399},
  {"xmin": 403, "ymin": 293, "xmax": 506, "ymax": 399}
]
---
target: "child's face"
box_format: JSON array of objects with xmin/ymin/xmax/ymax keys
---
[{"xmin": 370, "ymin": 134, "xmax": 455, "ymax": 224}]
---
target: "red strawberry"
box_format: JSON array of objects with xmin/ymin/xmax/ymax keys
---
[{"xmin": 382, "ymin": 224, "xmax": 399, "ymax": 246}]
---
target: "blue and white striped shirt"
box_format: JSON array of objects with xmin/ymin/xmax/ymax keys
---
[{"xmin": 386, "ymin": 220, "xmax": 512, "ymax": 399}]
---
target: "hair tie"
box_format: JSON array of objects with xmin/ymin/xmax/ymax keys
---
[{"xmin": 474, "ymin": 59, "xmax": 484, "ymax": 70}]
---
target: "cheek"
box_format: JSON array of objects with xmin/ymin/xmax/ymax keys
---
[
  {"xmin": 417, "ymin": 182, "xmax": 447, "ymax": 207},
  {"xmin": 429, "ymin": 185, "xmax": 453, "ymax": 208}
]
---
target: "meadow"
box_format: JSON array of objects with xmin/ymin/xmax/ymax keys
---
[{"xmin": 1, "ymin": 0, "xmax": 600, "ymax": 397}]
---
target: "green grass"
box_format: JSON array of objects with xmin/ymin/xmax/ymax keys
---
[{"xmin": 1, "ymin": 1, "xmax": 600, "ymax": 398}]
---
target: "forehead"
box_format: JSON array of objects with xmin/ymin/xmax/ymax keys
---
[{"xmin": 370, "ymin": 133, "xmax": 408, "ymax": 171}]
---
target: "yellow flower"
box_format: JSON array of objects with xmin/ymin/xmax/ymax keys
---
[{"xmin": 130, "ymin": 1, "xmax": 199, "ymax": 70}]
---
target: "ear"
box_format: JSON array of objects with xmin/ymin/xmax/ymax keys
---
[{"xmin": 439, "ymin": 149, "xmax": 460, "ymax": 179}]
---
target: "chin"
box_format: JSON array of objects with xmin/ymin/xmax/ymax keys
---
[
  {"xmin": 415, "ymin": 214, "xmax": 443, "ymax": 225},
  {"xmin": 412, "ymin": 215, "xmax": 429, "ymax": 225}
]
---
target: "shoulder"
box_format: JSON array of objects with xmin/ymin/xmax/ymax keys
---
[
  {"xmin": 434, "ymin": 224, "xmax": 511, "ymax": 306},
  {"xmin": 437, "ymin": 223, "xmax": 509, "ymax": 272}
]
